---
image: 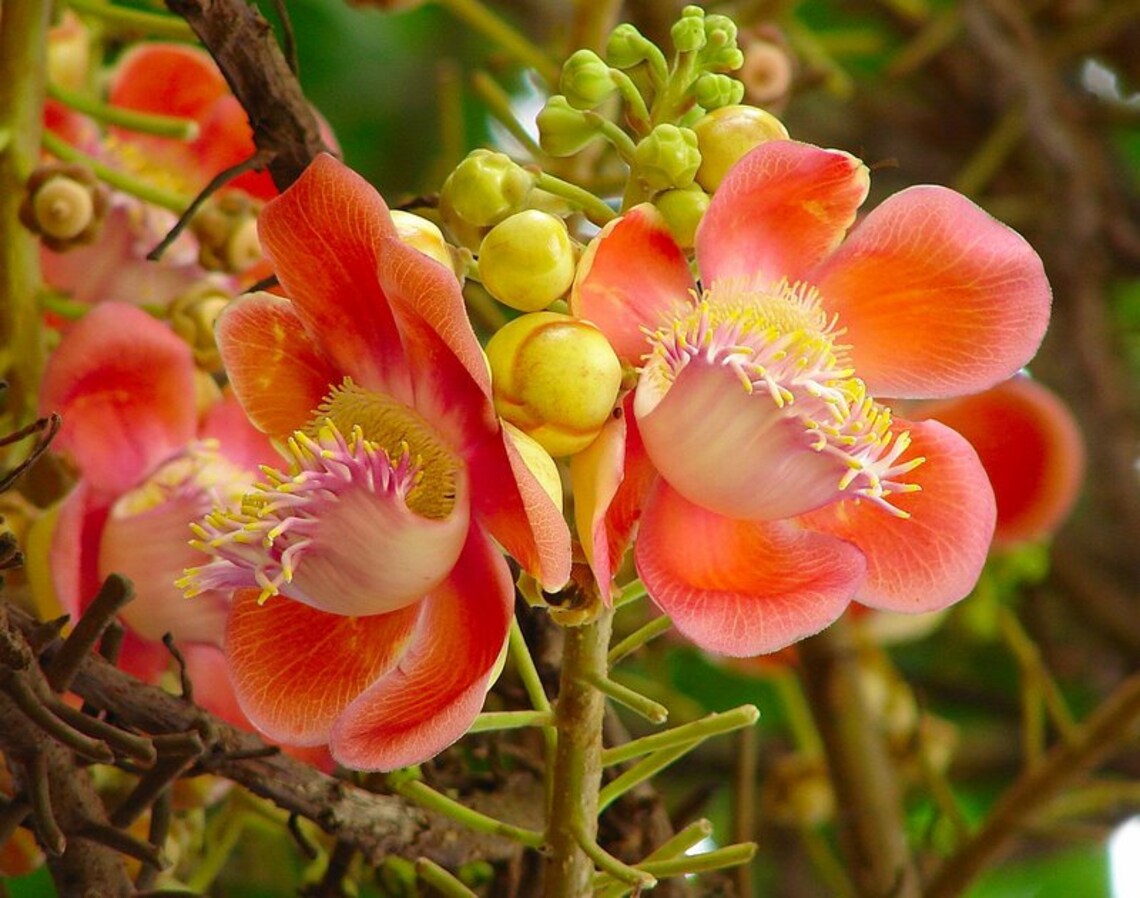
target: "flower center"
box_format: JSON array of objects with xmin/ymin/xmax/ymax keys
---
[{"xmin": 636, "ymin": 276, "xmax": 923, "ymax": 519}]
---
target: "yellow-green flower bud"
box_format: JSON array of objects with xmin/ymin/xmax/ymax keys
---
[
  {"xmin": 654, "ymin": 186, "xmax": 710, "ymax": 250},
  {"xmin": 692, "ymin": 104, "xmax": 789, "ymax": 191},
  {"xmin": 19, "ymin": 163, "xmax": 108, "ymax": 252},
  {"xmin": 561, "ymin": 49, "xmax": 617, "ymax": 110},
  {"xmin": 671, "ymin": 9, "xmax": 707, "ymax": 54},
  {"xmin": 693, "ymin": 72, "xmax": 745, "ymax": 111},
  {"xmin": 479, "ymin": 210, "xmax": 576, "ymax": 312},
  {"xmin": 701, "ymin": 15, "xmax": 744, "ymax": 72},
  {"xmin": 537, "ymin": 96, "xmax": 602, "ymax": 157},
  {"xmin": 487, "ymin": 312, "xmax": 622, "ymax": 457},
  {"xmin": 439, "ymin": 149, "xmax": 535, "ymax": 228},
  {"xmin": 190, "ymin": 193, "xmax": 263, "ymax": 273},
  {"xmin": 606, "ymin": 23, "xmax": 653, "ymax": 70},
  {"xmin": 633, "ymin": 124, "xmax": 701, "ymax": 192},
  {"xmin": 170, "ymin": 283, "xmax": 232, "ymax": 370},
  {"xmin": 389, "ymin": 209, "xmax": 460, "ymax": 277}
]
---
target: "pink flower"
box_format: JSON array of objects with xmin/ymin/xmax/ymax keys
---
[
  {"xmin": 571, "ymin": 140, "xmax": 1051, "ymax": 656},
  {"xmin": 183, "ymin": 154, "xmax": 570, "ymax": 771}
]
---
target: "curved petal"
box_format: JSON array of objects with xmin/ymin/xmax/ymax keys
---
[
  {"xmin": 44, "ymin": 483, "xmax": 106, "ymax": 620},
  {"xmin": 109, "ymin": 43, "xmax": 226, "ymax": 120},
  {"xmin": 39, "ymin": 303, "xmax": 197, "ymax": 494},
  {"xmin": 812, "ymin": 186, "xmax": 1051, "ymax": 398},
  {"xmin": 912, "ymin": 377, "xmax": 1084, "ymax": 546},
  {"xmin": 215, "ymin": 292, "xmax": 340, "ymax": 438},
  {"xmin": 257, "ymin": 154, "xmax": 411, "ymax": 399},
  {"xmin": 195, "ymin": 95, "xmax": 277, "ymax": 200},
  {"xmin": 200, "ymin": 390, "xmax": 284, "ymax": 471},
  {"xmin": 570, "ymin": 205, "xmax": 695, "ymax": 364},
  {"xmin": 469, "ymin": 428, "xmax": 572, "ymax": 592},
  {"xmin": 696, "ymin": 141, "xmax": 869, "ymax": 286},
  {"xmin": 796, "ymin": 418, "xmax": 996, "ymax": 612},
  {"xmin": 635, "ymin": 479, "xmax": 866, "ymax": 656},
  {"xmin": 225, "ymin": 588, "xmax": 420, "ymax": 745},
  {"xmin": 330, "ymin": 523, "xmax": 513, "ymax": 770}
]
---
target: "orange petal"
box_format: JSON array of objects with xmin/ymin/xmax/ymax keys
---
[
  {"xmin": 39, "ymin": 303, "xmax": 197, "ymax": 495},
  {"xmin": 199, "ymin": 390, "xmax": 284, "ymax": 471},
  {"xmin": 797, "ymin": 418, "xmax": 996, "ymax": 612},
  {"xmin": 109, "ymin": 43, "xmax": 227, "ymax": 120},
  {"xmin": 194, "ymin": 95, "xmax": 276, "ymax": 199},
  {"xmin": 813, "ymin": 186, "xmax": 1051, "ymax": 398},
  {"xmin": 257, "ymin": 154, "xmax": 412, "ymax": 399},
  {"xmin": 912, "ymin": 377, "xmax": 1084, "ymax": 546},
  {"xmin": 696, "ymin": 140, "xmax": 868, "ymax": 286},
  {"xmin": 215, "ymin": 292, "xmax": 340, "ymax": 438},
  {"xmin": 635, "ymin": 479, "xmax": 866, "ymax": 656},
  {"xmin": 570, "ymin": 205, "xmax": 694, "ymax": 364},
  {"xmin": 469, "ymin": 428, "xmax": 572, "ymax": 592},
  {"xmin": 225, "ymin": 589, "xmax": 420, "ymax": 745},
  {"xmin": 330, "ymin": 523, "xmax": 514, "ymax": 770}
]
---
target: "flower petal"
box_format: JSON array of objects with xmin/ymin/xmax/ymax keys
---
[
  {"xmin": 109, "ymin": 43, "xmax": 226, "ymax": 121},
  {"xmin": 330, "ymin": 523, "xmax": 513, "ymax": 770},
  {"xmin": 570, "ymin": 205, "xmax": 694, "ymax": 364},
  {"xmin": 257, "ymin": 154, "xmax": 411, "ymax": 399},
  {"xmin": 200, "ymin": 390, "xmax": 284, "ymax": 471},
  {"xmin": 45, "ymin": 483, "xmax": 105, "ymax": 620},
  {"xmin": 635, "ymin": 479, "xmax": 866, "ymax": 656},
  {"xmin": 812, "ymin": 186, "xmax": 1051, "ymax": 398},
  {"xmin": 796, "ymin": 418, "xmax": 996, "ymax": 612},
  {"xmin": 225, "ymin": 588, "xmax": 420, "ymax": 745},
  {"xmin": 39, "ymin": 303, "xmax": 197, "ymax": 494},
  {"xmin": 215, "ymin": 291, "xmax": 340, "ymax": 438},
  {"xmin": 696, "ymin": 140, "xmax": 869, "ymax": 286},
  {"xmin": 912, "ymin": 377, "xmax": 1084, "ymax": 546}
]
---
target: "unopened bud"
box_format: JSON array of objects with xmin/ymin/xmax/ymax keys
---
[
  {"xmin": 672, "ymin": 8, "xmax": 707, "ymax": 54},
  {"xmin": 701, "ymin": 14, "xmax": 744, "ymax": 72},
  {"xmin": 439, "ymin": 149, "xmax": 535, "ymax": 229},
  {"xmin": 740, "ymin": 33, "xmax": 794, "ymax": 105},
  {"xmin": 537, "ymin": 96, "xmax": 602, "ymax": 157},
  {"xmin": 633, "ymin": 124, "xmax": 701, "ymax": 192},
  {"xmin": 693, "ymin": 72, "xmax": 745, "ymax": 111},
  {"xmin": 20, "ymin": 164, "xmax": 108, "ymax": 251},
  {"xmin": 169, "ymin": 283, "xmax": 231, "ymax": 370},
  {"xmin": 654, "ymin": 186, "xmax": 710, "ymax": 249},
  {"xmin": 606, "ymin": 23, "xmax": 654, "ymax": 70},
  {"xmin": 479, "ymin": 211, "xmax": 576, "ymax": 312},
  {"xmin": 190, "ymin": 193, "xmax": 263, "ymax": 273},
  {"xmin": 487, "ymin": 312, "xmax": 622, "ymax": 457},
  {"xmin": 692, "ymin": 104, "xmax": 789, "ymax": 191},
  {"xmin": 389, "ymin": 209, "xmax": 460, "ymax": 277},
  {"xmin": 561, "ymin": 49, "xmax": 617, "ymax": 110}
]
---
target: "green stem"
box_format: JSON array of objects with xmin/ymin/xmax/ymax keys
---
[
  {"xmin": 613, "ymin": 578, "xmax": 647, "ymax": 609},
  {"xmin": 542, "ymin": 609, "xmax": 613, "ymax": 898},
  {"xmin": 535, "ymin": 171, "xmax": 618, "ymax": 226},
  {"xmin": 638, "ymin": 841, "xmax": 757, "ymax": 878},
  {"xmin": 600, "ymin": 704, "xmax": 758, "ymax": 766},
  {"xmin": 509, "ymin": 616, "xmax": 551, "ymax": 714},
  {"xmin": 471, "ymin": 70, "xmax": 545, "ymax": 158},
  {"xmin": 41, "ymin": 131, "xmax": 191, "ymax": 212},
  {"xmin": 998, "ymin": 605, "xmax": 1077, "ymax": 743},
  {"xmin": 597, "ymin": 743, "xmax": 691, "ymax": 813},
  {"xmin": 609, "ymin": 69, "xmax": 651, "ymax": 135},
  {"xmin": 573, "ymin": 818, "xmax": 656, "ymax": 891},
  {"xmin": 594, "ymin": 820, "xmax": 713, "ymax": 897},
  {"xmin": 66, "ymin": 0, "xmax": 196, "ymax": 41},
  {"xmin": 468, "ymin": 709, "xmax": 554, "ymax": 733},
  {"xmin": 0, "ymin": 0, "xmax": 52, "ymax": 423},
  {"xmin": 568, "ymin": 0, "xmax": 623, "ymax": 55},
  {"xmin": 395, "ymin": 778, "xmax": 545, "ymax": 849},
  {"xmin": 583, "ymin": 671, "xmax": 668, "ymax": 723},
  {"xmin": 437, "ymin": 0, "xmax": 559, "ymax": 85},
  {"xmin": 47, "ymin": 82, "xmax": 199, "ymax": 140},
  {"xmin": 607, "ymin": 614, "xmax": 672, "ymax": 667},
  {"xmin": 186, "ymin": 802, "xmax": 249, "ymax": 891},
  {"xmin": 414, "ymin": 858, "xmax": 479, "ymax": 898}
]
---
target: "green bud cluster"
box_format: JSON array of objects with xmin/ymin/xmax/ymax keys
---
[
  {"xmin": 561, "ymin": 49, "xmax": 617, "ymax": 110},
  {"xmin": 439, "ymin": 149, "xmax": 536, "ymax": 249},
  {"xmin": 633, "ymin": 124, "xmax": 701, "ymax": 191}
]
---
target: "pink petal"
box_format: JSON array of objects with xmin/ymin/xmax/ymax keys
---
[
  {"xmin": 696, "ymin": 140, "xmax": 869, "ymax": 286},
  {"xmin": 796, "ymin": 418, "xmax": 996, "ymax": 612},
  {"xmin": 912, "ymin": 377, "xmax": 1084, "ymax": 546},
  {"xmin": 257, "ymin": 154, "xmax": 412, "ymax": 400},
  {"xmin": 570, "ymin": 205, "xmax": 694, "ymax": 364},
  {"xmin": 39, "ymin": 303, "xmax": 197, "ymax": 494},
  {"xmin": 215, "ymin": 291, "xmax": 340, "ymax": 438},
  {"xmin": 199, "ymin": 391, "xmax": 284, "ymax": 471},
  {"xmin": 46, "ymin": 483, "xmax": 106, "ymax": 620},
  {"xmin": 812, "ymin": 186, "xmax": 1051, "ymax": 398},
  {"xmin": 635, "ymin": 479, "xmax": 866, "ymax": 656},
  {"xmin": 330, "ymin": 523, "xmax": 513, "ymax": 770},
  {"xmin": 225, "ymin": 588, "xmax": 420, "ymax": 746}
]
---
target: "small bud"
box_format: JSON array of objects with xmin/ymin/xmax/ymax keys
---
[
  {"xmin": 487, "ymin": 312, "xmax": 622, "ymax": 457},
  {"xmin": 692, "ymin": 104, "xmax": 789, "ymax": 191},
  {"xmin": 389, "ymin": 209, "xmax": 461, "ymax": 277},
  {"xmin": 537, "ymin": 95, "xmax": 602, "ymax": 157},
  {"xmin": 479, "ymin": 210, "xmax": 576, "ymax": 312},
  {"xmin": 633, "ymin": 124, "xmax": 702, "ymax": 192},
  {"xmin": 693, "ymin": 72, "xmax": 745, "ymax": 110},
  {"xmin": 671, "ymin": 9, "xmax": 707, "ymax": 54},
  {"xmin": 606, "ymin": 23, "xmax": 653, "ymax": 70},
  {"xmin": 701, "ymin": 14, "xmax": 744, "ymax": 72},
  {"xmin": 439, "ymin": 149, "xmax": 535, "ymax": 229},
  {"xmin": 169, "ymin": 283, "xmax": 231, "ymax": 371},
  {"xmin": 739, "ymin": 32, "xmax": 794, "ymax": 106},
  {"xmin": 654, "ymin": 186, "xmax": 710, "ymax": 250},
  {"xmin": 19, "ymin": 164, "xmax": 108, "ymax": 252},
  {"xmin": 190, "ymin": 193, "xmax": 263, "ymax": 273},
  {"xmin": 561, "ymin": 49, "xmax": 617, "ymax": 110}
]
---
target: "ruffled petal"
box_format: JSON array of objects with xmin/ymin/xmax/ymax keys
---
[
  {"xmin": 635, "ymin": 479, "xmax": 866, "ymax": 656},
  {"xmin": 912, "ymin": 377, "xmax": 1084, "ymax": 546},
  {"xmin": 330, "ymin": 523, "xmax": 513, "ymax": 770},
  {"xmin": 570, "ymin": 205, "xmax": 695, "ymax": 364},
  {"xmin": 257, "ymin": 154, "xmax": 411, "ymax": 399},
  {"xmin": 796, "ymin": 418, "xmax": 996, "ymax": 612},
  {"xmin": 39, "ymin": 303, "xmax": 197, "ymax": 494},
  {"xmin": 469, "ymin": 428, "xmax": 572, "ymax": 592},
  {"xmin": 696, "ymin": 140, "xmax": 869, "ymax": 286},
  {"xmin": 225, "ymin": 588, "xmax": 420, "ymax": 745},
  {"xmin": 215, "ymin": 291, "xmax": 340, "ymax": 438},
  {"xmin": 812, "ymin": 186, "xmax": 1051, "ymax": 399}
]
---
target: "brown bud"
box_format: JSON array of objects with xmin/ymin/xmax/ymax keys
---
[
  {"xmin": 19, "ymin": 163, "xmax": 108, "ymax": 252},
  {"xmin": 189, "ymin": 193, "xmax": 263, "ymax": 273}
]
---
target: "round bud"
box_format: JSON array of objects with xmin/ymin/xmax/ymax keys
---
[
  {"xmin": 487, "ymin": 312, "xmax": 622, "ymax": 457},
  {"xmin": 693, "ymin": 72, "xmax": 745, "ymax": 111},
  {"xmin": 190, "ymin": 192, "xmax": 262, "ymax": 273},
  {"xmin": 479, "ymin": 211, "xmax": 576, "ymax": 312},
  {"xmin": 692, "ymin": 104, "xmax": 789, "ymax": 191},
  {"xmin": 439, "ymin": 149, "xmax": 535, "ymax": 228},
  {"xmin": 389, "ymin": 209, "xmax": 459, "ymax": 275},
  {"xmin": 702, "ymin": 15, "xmax": 744, "ymax": 72},
  {"xmin": 19, "ymin": 164, "xmax": 108, "ymax": 252},
  {"xmin": 561, "ymin": 49, "xmax": 617, "ymax": 110},
  {"xmin": 739, "ymin": 35, "xmax": 794, "ymax": 105},
  {"xmin": 671, "ymin": 11, "xmax": 707, "ymax": 54},
  {"xmin": 633, "ymin": 124, "xmax": 702, "ymax": 192},
  {"xmin": 606, "ymin": 23, "xmax": 651, "ymax": 69},
  {"xmin": 537, "ymin": 96, "xmax": 602, "ymax": 157},
  {"xmin": 169, "ymin": 283, "xmax": 232, "ymax": 370},
  {"xmin": 654, "ymin": 186, "xmax": 710, "ymax": 250}
]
